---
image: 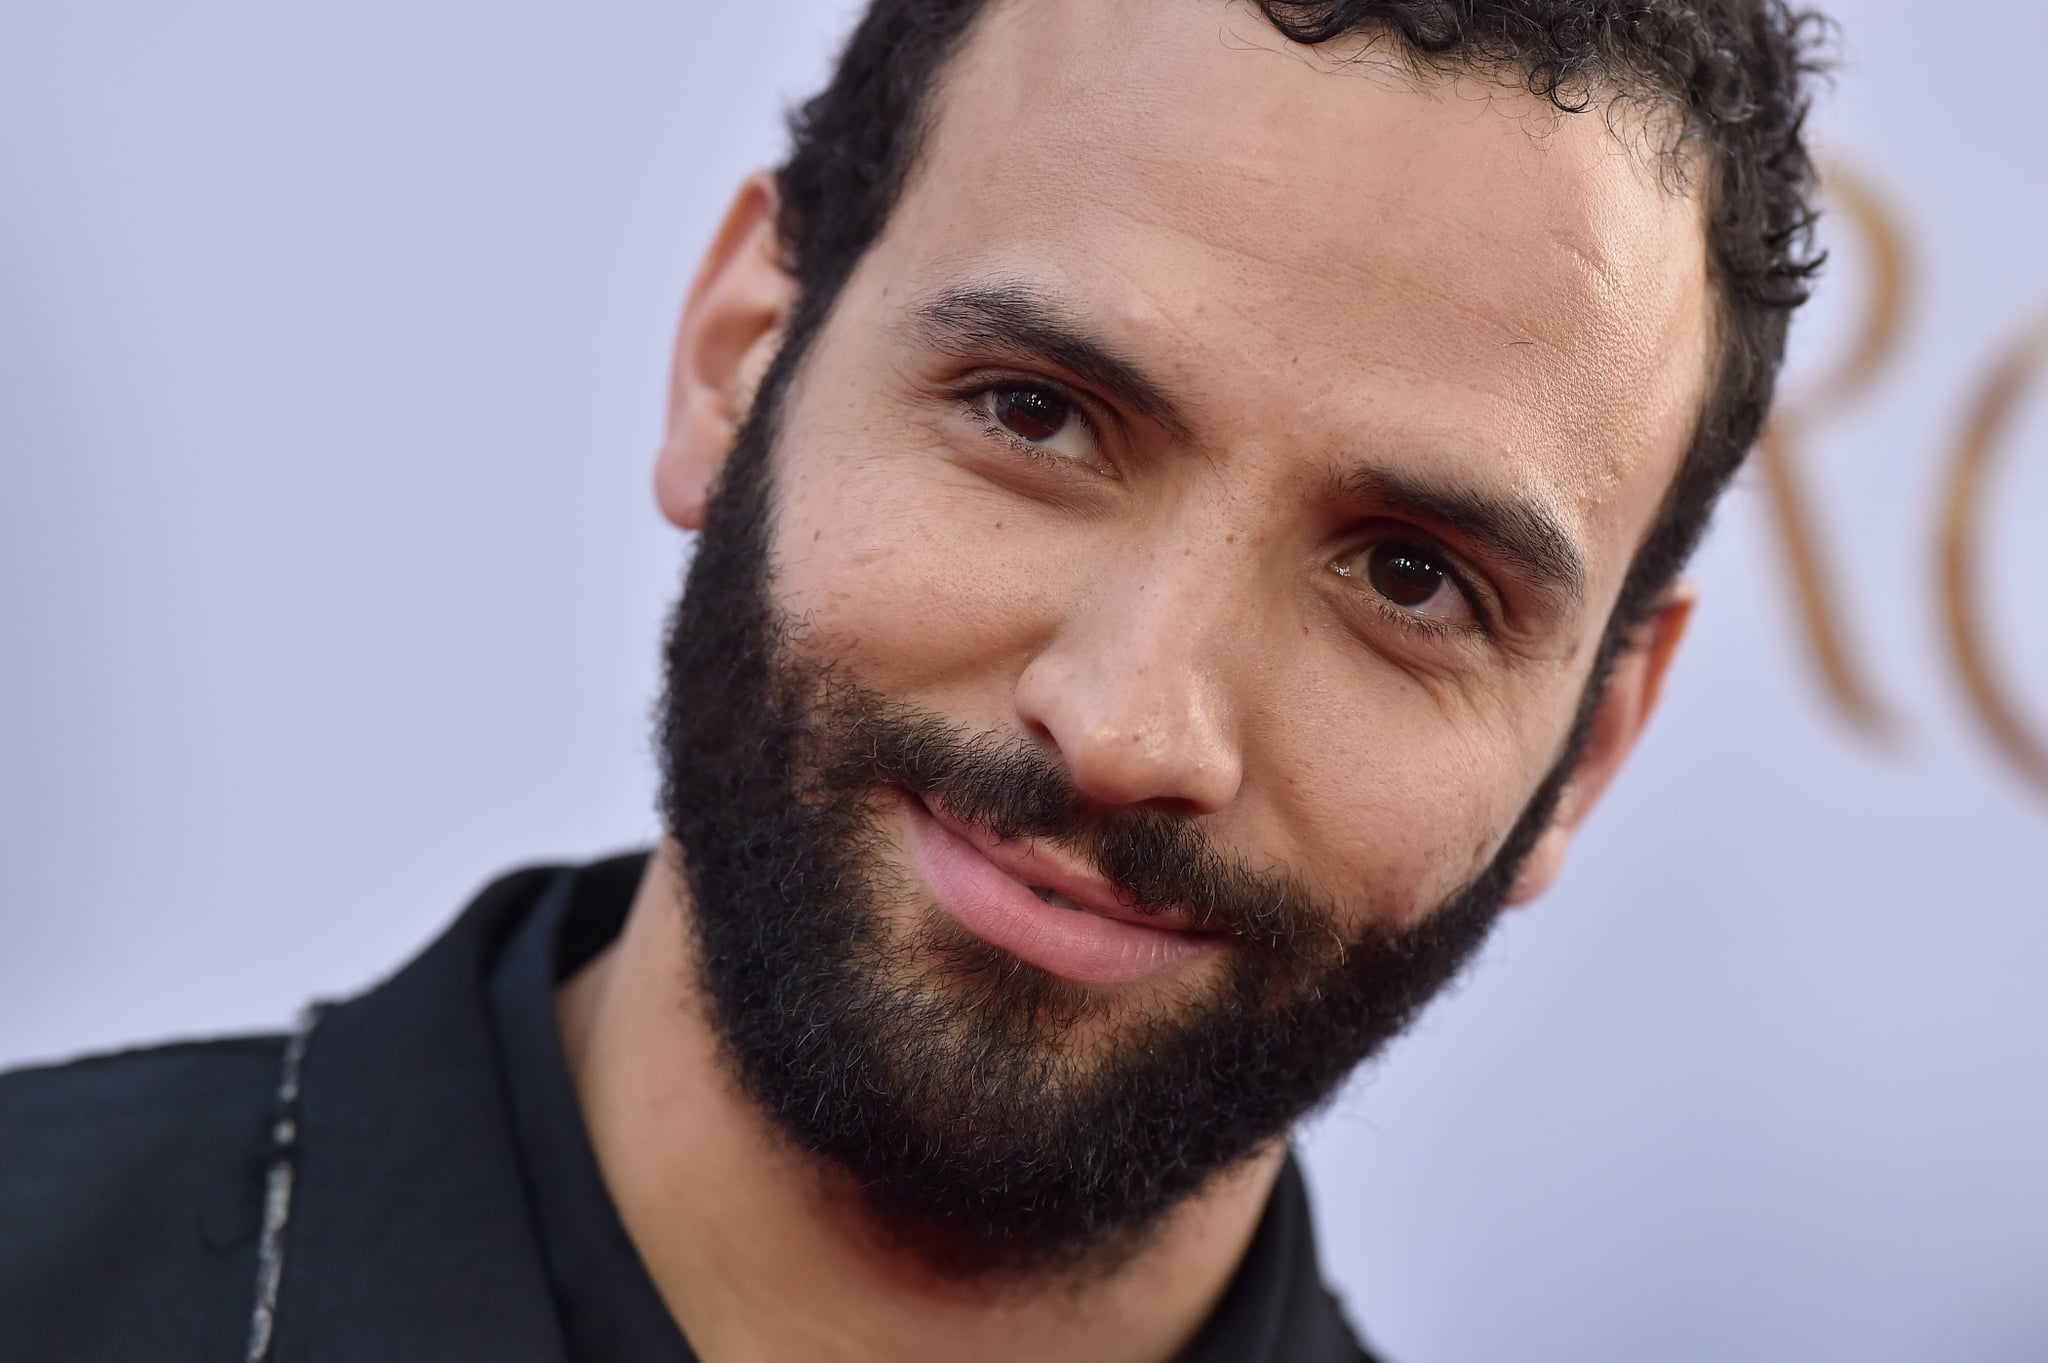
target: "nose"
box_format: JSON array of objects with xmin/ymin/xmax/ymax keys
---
[{"xmin": 1012, "ymin": 558, "xmax": 1248, "ymax": 817}]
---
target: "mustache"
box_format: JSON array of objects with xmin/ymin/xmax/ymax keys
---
[{"xmin": 811, "ymin": 686, "xmax": 1342, "ymax": 964}]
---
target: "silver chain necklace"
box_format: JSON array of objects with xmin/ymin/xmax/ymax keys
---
[{"xmin": 244, "ymin": 1002, "xmax": 328, "ymax": 1363}]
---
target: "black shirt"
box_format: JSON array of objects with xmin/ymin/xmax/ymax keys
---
[{"xmin": 485, "ymin": 854, "xmax": 1378, "ymax": 1363}]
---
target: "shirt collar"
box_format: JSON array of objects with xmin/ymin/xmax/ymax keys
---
[{"xmin": 488, "ymin": 855, "xmax": 695, "ymax": 1363}]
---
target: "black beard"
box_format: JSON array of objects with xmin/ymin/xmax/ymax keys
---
[{"xmin": 656, "ymin": 339, "xmax": 1575, "ymax": 1282}]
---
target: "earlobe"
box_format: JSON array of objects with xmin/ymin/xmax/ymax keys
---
[
  {"xmin": 1505, "ymin": 583, "xmax": 1697, "ymax": 906},
  {"xmin": 654, "ymin": 171, "xmax": 798, "ymax": 531}
]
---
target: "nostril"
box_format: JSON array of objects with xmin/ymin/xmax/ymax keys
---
[{"xmin": 1139, "ymin": 794, "xmax": 1219, "ymax": 821}]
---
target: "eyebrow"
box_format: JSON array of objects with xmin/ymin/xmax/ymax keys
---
[
  {"xmin": 907, "ymin": 284, "xmax": 1195, "ymax": 441},
  {"xmin": 1332, "ymin": 464, "xmax": 1588, "ymax": 612}
]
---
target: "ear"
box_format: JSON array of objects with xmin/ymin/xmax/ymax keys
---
[
  {"xmin": 1505, "ymin": 581, "xmax": 1697, "ymax": 906},
  {"xmin": 653, "ymin": 171, "xmax": 798, "ymax": 531}
]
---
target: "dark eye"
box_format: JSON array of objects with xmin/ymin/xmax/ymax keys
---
[
  {"xmin": 1370, "ymin": 546, "xmax": 1447, "ymax": 608},
  {"xmin": 989, "ymin": 385, "xmax": 1073, "ymax": 442},
  {"xmin": 1333, "ymin": 541, "xmax": 1475, "ymax": 626},
  {"xmin": 971, "ymin": 383, "xmax": 1106, "ymax": 471}
]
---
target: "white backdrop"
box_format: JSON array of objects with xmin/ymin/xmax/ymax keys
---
[{"xmin": 3, "ymin": 3, "xmax": 2043, "ymax": 1360}]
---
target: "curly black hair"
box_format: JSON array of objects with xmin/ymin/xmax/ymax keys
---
[{"xmin": 771, "ymin": 0, "xmax": 1830, "ymax": 656}]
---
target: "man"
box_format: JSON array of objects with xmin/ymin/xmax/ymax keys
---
[{"xmin": 0, "ymin": 1, "xmax": 1827, "ymax": 1359}]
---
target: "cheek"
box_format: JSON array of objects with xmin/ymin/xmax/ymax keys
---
[
  {"xmin": 766, "ymin": 431, "xmax": 1076, "ymax": 700},
  {"xmin": 1256, "ymin": 677, "xmax": 1559, "ymax": 930}
]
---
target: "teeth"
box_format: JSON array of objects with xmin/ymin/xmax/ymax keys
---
[{"xmin": 1031, "ymin": 886, "xmax": 1082, "ymax": 911}]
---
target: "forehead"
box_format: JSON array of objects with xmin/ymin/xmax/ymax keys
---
[{"xmin": 846, "ymin": 0, "xmax": 1711, "ymax": 580}]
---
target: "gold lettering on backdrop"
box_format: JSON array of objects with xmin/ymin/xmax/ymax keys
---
[
  {"xmin": 1941, "ymin": 307, "xmax": 2048, "ymax": 797},
  {"xmin": 1757, "ymin": 166, "xmax": 1912, "ymax": 739}
]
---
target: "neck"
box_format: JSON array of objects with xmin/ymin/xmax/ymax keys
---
[{"xmin": 555, "ymin": 842, "xmax": 1285, "ymax": 1363}]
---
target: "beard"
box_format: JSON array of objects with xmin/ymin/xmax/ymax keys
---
[{"xmin": 656, "ymin": 338, "xmax": 1579, "ymax": 1282}]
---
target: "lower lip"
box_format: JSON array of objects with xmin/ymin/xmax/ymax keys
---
[{"xmin": 903, "ymin": 800, "xmax": 1223, "ymax": 987}]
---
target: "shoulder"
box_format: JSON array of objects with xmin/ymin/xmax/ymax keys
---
[
  {"xmin": 2, "ymin": 1032, "xmax": 283, "ymax": 1119},
  {"xmin": 0, "ymin": 1036, "xmax": 284, "ymax": 1363},
  {"xmin": 0, "ymin": 1035, "xmax": 286, "ymax": 1194}
]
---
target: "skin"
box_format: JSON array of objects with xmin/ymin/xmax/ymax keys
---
[{"xmin": 562, "ymin": 1, "xmax": 1709, "ymax": 1358}]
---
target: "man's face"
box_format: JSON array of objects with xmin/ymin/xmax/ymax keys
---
[
  {"xmin": 658, "ymin": 0, "xmax": 1709, "ymax": 1272},
  {"xmin": 763, "ymin": 2, "xmax": 1707, "ymax": 964}
]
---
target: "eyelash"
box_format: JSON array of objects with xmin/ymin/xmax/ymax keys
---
[
  {"xmin": 1368, "ymin": 584, "xmax": 1472, "ymax": 640},
  {"xmin": 1342, "ymin": 538, "xmax": 1495, "ymax": 642},
  {"xmin": 955, "ymin": 379, "xmax": 1105, "ymax": 467}
]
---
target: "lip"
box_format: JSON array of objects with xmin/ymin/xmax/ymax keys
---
[{"xmin": 902, "ymin": 795, "xmax": 1224, "ymax": 987}]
